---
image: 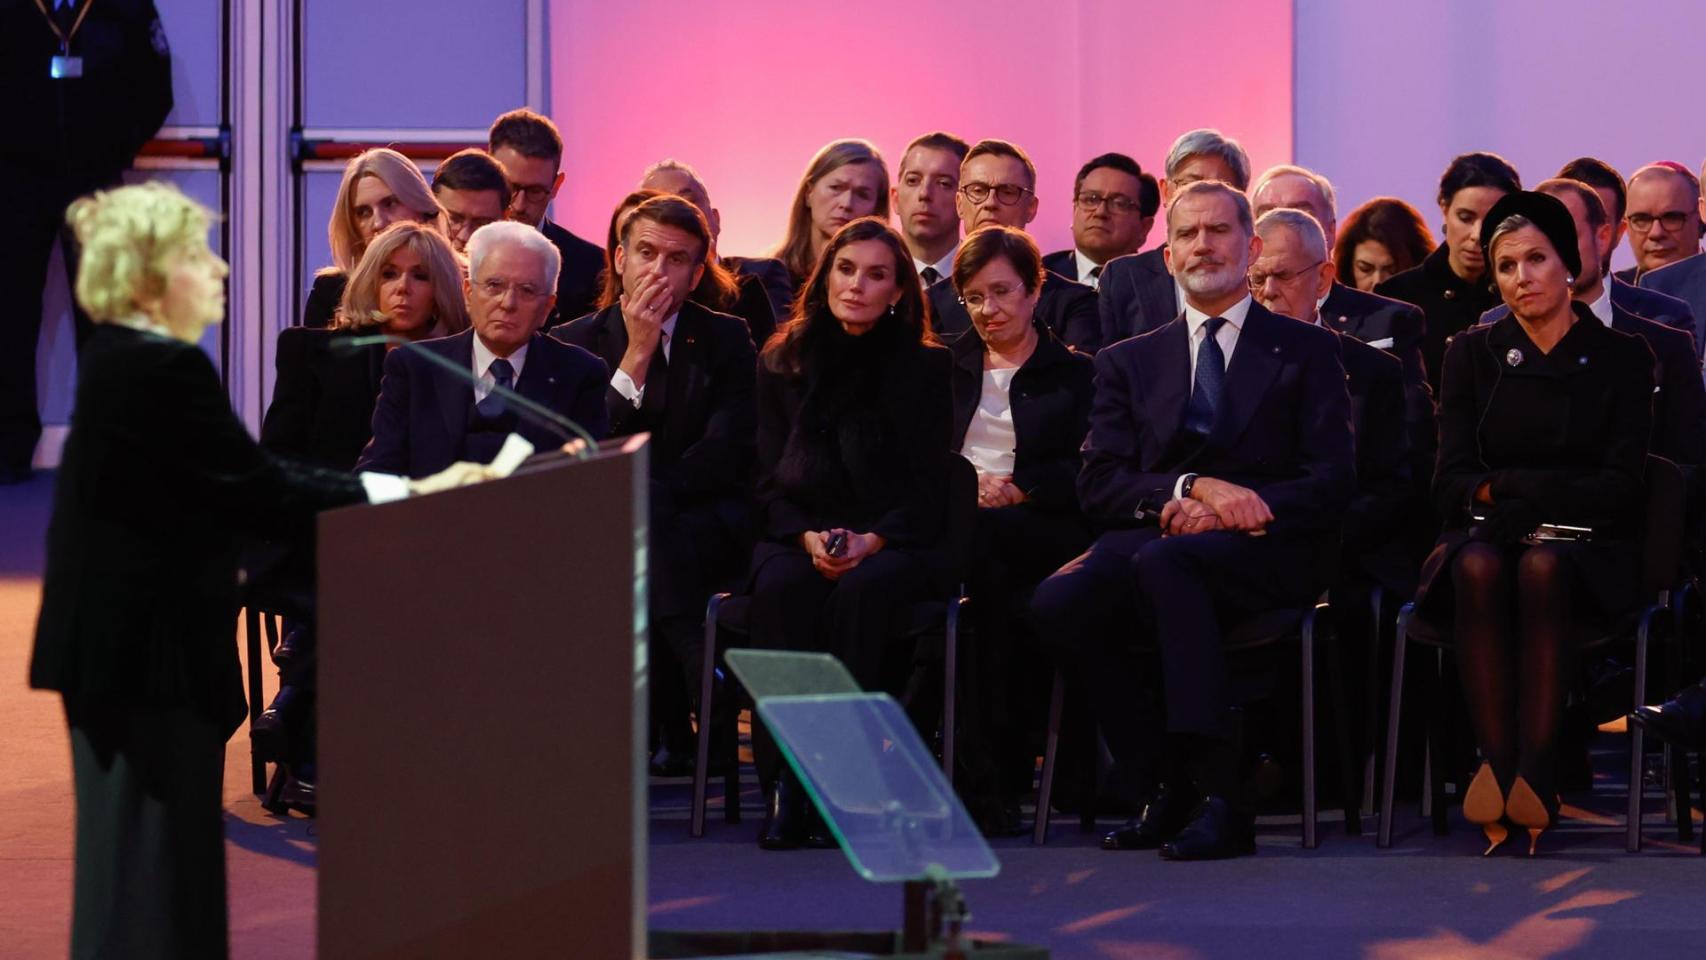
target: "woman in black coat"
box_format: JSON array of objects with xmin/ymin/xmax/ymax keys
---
[
  {"xmin": 749, "ymin": 217, "xmax": 953, "ymax": 849},
  {"xmin": 1414, "ymin": 192, "xmax": 1654, "ymax": 856},
  {"xmin": 947, "ymin": 226, "xmax": 1094, "ymax": 833},
  {"xmin": 1377, "ymin": 152, "xmax": 1521, "ymax": 392},
  {"xmin": 28, "ymin": 183, "xmax": 485, "ymax": 959}
]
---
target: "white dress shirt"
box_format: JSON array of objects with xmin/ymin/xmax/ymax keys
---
[
  {"xmin": 472, "ymin": 334, "xmax": 529, "ymax": 405},
  {"xmin": 1586, "ymin": 283, "xmax": 1614, "ymax": 327},
  {"xmin": 1073, "ymin": 249, "xmax": 1104, "ymax": 289},
  {"xmin": 1172, "ymin": 294, "xmax": 1254, "ymax": 499},
  {"xmin": 610, "ymin": 311, "xmax": 679, "ymax": 407},
  {"xmin": 915, "ymin": 246, "xmax": 958, "ymax": 287},
  {"xmin": 960, "ymin": 367, "xmax": 1020, "ymax": 476}
]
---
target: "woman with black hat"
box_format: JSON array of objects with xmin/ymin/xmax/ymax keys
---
[{"xmin": 1413, "ymin": 190, "xmax": 1655, "ymax": 855}]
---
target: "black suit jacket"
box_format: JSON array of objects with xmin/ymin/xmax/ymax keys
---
[
  {"xmin": 541, "ymin": 218, "xmax": 606, "ymax": 325},
  {"xmin": 31, "ymin": 326, "xmax": 365, "ymax": 733},
  {"xmin": 1612, "ymin": 276, "xmax": 1697, "ymax": 348},
  {"xmin": 1336, "ymin": 331, "xmax": 1418, "ymax": 593},
  {"xmin": 1042, "ymin": 249, "xmax": 1085, "ymax": 283},
  {"xmin": 1640, "ymin": 253, "xmax": 1706, "ymax": 352},
  {"xmin": 1320, "ymin": 282, "xmax": 1435, "ymax": 477},
  {"xmin": 950, "ymin": 329, "xmax": 1095, "ymax": 513},
  {"xmin": 1614, "ymin": 266, "xmax": 1639, "ymax": 286},
  {"xmin": 301, "ymin": 271, "xmax": 347, "ymax": 330},
  {"xmin": 727, "ymin": 255, "xmax": 797, "ymax": 326},
  {"xmin": 930, "ymin": 270, "xmax": 1101, "ymax": 353},
  {"xmin": 1096, "ymin": 247, "xmax": 1176, "ymax": 346},
  {"xmin": 552, "ymin": 300, "xmax": 756, "ymax": 499},
  {"xmin": 1376, "ymin": 243, "xmax": 1501, "ymax": 394},
  {"xmin": 261, "ymin": 327, "xmax": 386, "ymax": 471},
  {"xmin": 755, "ymin": 328, "xmax": 954, "ymax": 547},
  {"xmin": 356, "ymin": 329, "xmax": 609, "ymax": 477},
  {"xmin": 1078, "ymin": 300, "xmax": 1355, "ymax": 539}
]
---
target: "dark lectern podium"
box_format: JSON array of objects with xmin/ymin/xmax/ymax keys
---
[{"xmin": 316, "ymin": 439, "xmax": 649, "ymax": 959}]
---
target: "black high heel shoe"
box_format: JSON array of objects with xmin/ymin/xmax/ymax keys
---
[{"xmin": 758, "ymin": 775, "xmax": 807, "ymax": 850}]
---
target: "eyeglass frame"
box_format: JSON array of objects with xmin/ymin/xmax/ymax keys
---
[
  {"xmin": 1074, "ymin": 191, "xmax": 1143, "ymax": 215},
  {"xmin": 1624, "ymin": 210, "xmax": 1694, "ymax": 234},
  {"xmin": 959, "ymin": 181, "xmax": 1035, "ymax": 207},
  {"xmin": 473, "ymin": 276, "xmax": 551, "ymax": 303},
  {"xmin": 1247, "ymin": 258, "xmax": 1327, "ymax": 292}
]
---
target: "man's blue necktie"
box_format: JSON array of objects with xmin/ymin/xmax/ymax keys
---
[
  {"xmin": 476, "ymin": 358, "xmax": 514, "ymax": 419},
  {"xmin": 1181, "ymin": 317, "xmax": 1227, "ymax": 438}
]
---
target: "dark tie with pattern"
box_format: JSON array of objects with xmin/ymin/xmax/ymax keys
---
[
  {"xmin": 1180, "ymin": 317, "xmax": 1227, "ymax": 438},
  {"xmin": 1087, "ymin": 264, "xmax": 1103, "ymax": 286},
  {"xmin": 476, "ymin": 358, "xmax": 514, "ymax": 419},
  {"xmin": 920, "ymin": 266, "xmax": 941, "ymax": 287}
]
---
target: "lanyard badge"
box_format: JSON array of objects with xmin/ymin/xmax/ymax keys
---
[{"xmin": 36, "ymin": 0, "xmax": 93, "ymax": 80}]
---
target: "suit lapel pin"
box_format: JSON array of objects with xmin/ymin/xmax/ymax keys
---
[{"xmin": 1505, "ymin": 348, "xmax": 1524, "ymax": 367}]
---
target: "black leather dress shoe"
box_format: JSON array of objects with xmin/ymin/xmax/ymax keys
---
[
  {"xmin": 250, "ymin": 685, "xmax": 302, "ymax": 762},
  {"xmin": 271, "ymin": 625, "xmax": 305, "ymax": 668},
  {"xmin": 758, "ymin": 778, "xmax": 807, "ymax": 850},
  {"xmin": 1158, "ymin": 795, "xmax": 1256, "ymax": 861},
  {"xmin": 1102, "ymin": 783, "xmax": 1198, "ymax": 850},
  {"xmin": 1631, "ymin": 680, "xmax": 1706, "ymax": 749}
]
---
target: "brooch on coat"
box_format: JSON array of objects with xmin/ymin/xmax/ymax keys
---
[{"xmin": 1505, "ymin": 348, "xmax": 1524, "ymax": 367}]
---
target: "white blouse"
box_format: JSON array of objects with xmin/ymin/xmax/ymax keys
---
[{"xmin": 961, "ymin": 366, "xmax": 1019, "ymax": 476}]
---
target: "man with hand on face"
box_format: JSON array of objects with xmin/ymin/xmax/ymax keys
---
[
  {"xmin": 1032, "ymin": 181, "xmax": 1353, "ymax": 861},
  {"xmin": 1098, "ymin": 129, "xmax": 1251, "ymax": 346},
  {"xmin": 357, "ymin": 221, "xmax": 609, "ymax": 477},
  {"xmin": 554, "ymin": 195, "xmax": 757, "ymax": 775},
  {"xmin": 891, "ymin": 131, "xmax": 970, "ymax": 288},
  {"xmin": 1045, "ymin": 153, "xmax": 1158, "ymax": 289},
  {"xmin": 487, "ymin": 108, "xmax": 605, "ymax": 324},
  {"xmin": 1638, "ymin": 160, "xmax": 1706, "ymax": 348},
  {"xmin": 929, "ymin": 139, "xmax": 1101, "ymax": 352},
  {"xmin": 432, "ymin": 149, "xmax": 511, "ymax": 255}
]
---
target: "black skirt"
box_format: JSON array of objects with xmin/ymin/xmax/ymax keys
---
[{"xmin": 1412, "ymin": 527, "xmax": 1642, "ymax": 628}]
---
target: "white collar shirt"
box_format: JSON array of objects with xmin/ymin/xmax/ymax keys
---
[{"xmin": 472, "ymin": 334, "xmax": 529, "ymax": 405}]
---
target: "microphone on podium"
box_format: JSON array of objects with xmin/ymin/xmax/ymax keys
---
[{"xmin": 334, "ymin": 332, "xmax": 599, "ymax": 457}]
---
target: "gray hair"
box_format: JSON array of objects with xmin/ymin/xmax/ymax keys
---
[
  {"xmin": 1486, "ymin": 213, "xmax": 1535, "ymax": 259},
  {"xmin": 1251, "ymin": 164, "xmax": 1337, "ymax": 218},
  {"xmin": 1255, "ymin": 208, "xmax": 1328, "ymax": 262},
  {"xmin": 466, "ymin": 220, "xmax": 562, "ymax": 290},
  {"xmin": 1164, "ymin": 128, "xmax": 1252, "ymax": 190},
  {"xmin": 640, "ymin": 157, "xmax": 709, "ymax": 195},
  {"xmin": 1168, "ymin": 180, "xmax": 1254, "ymax": 236}
]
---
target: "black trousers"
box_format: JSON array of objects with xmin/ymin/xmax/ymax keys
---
[
  {"xmin": 66, "ymin": 698, "xmax": 228, "ymax": 960},
  {"xmin": 1031, "ymin": 527, "xmax": 1324, "ymax": 787},
  {"xmin": 0, "ymin": 177, "xmax": 93, "ymax": 471},
  {"xmin": 961, "ymin": 504, "xmax": 1089, "ymax": 799},
  {"xmin": 744, "ymin": 542, "xmax": 947, "ymax": 781},
  {"xmin": 649, "ymin": 487, "xmax": 748, "ymax": 743}
]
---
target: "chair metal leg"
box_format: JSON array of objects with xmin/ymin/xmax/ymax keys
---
[
  {"xmin": 690, "ymin": 593, "xmax": 728, "ymax": 838},
  {"xmin": 1323, "ymin": 604, "xmax": 1360, "ymax": 836},
  {"xmin": 1427, "ymin": 649, "xmax": 1450, "ymax": 836},
  {"xmin": 1629, "ymin": 605, "xmax": 1653, "ymax": 852},
  {"xmin": 1363, "ymin": 586, "xmax": 1385, "ymax": 818},
  {"xmin": 1301, "ymin": 608, "xmax": 1319, "ymax": 849},
  {"xmin": 1377, "ymin": 604, "xmax": 1411, "ymax": 848},
  {"xmin": 942, "ymin": 595, "xmax": 964, "ymax": 782},
  {"xmin": 245, "ymin": 606, "xmax": 267, "ymax": 796},
  {"xmin": 1033, "ymin": 671, "xmax": 1065, "ymax": 845},
  {"xmin": 1677, "ymin": 746, "xmax": 1696, "ymax": 843}
]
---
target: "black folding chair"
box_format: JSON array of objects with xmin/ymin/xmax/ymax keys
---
[
  {"xmin": 688, "ymin": 455, "xmax": 978, "ymax": 837},
  {"xmin": 1032, "ymin": 603, "xmax": 1334, "ymax": 849},
  {"xmin": 1376, "ymin": 456, "xmax": 1685, "ymax": 850}
]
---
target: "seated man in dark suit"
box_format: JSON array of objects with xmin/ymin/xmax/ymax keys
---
[
  {"xmin": 1556, "ymin": 158, "xmax": 1700, "ymax": 357},
  {"xmin": 928, "ymin": 139, "xmax": 1101, "ymax": 352},
  {"xmin": 553, "ymin": 195, "xmax": 757, "ymax": 775},
  {"xmin": 1098, "ymin": 129, "xmax": 1252, "ymax": 346},
  {"xmin": 1252, "ymin": 208, "xmax": 1417, "ymax": 785},
  {"xmin": 638, "ymin": 159, "xmax": 778, "ymax": 345},
  {"xmin": 1619, "ymin": 162, "xmax": 1702, "ymax": 286},
  {"xmin": 1043, "ymin": 153, "xmax": 1158, "ymax": 290},
  {"xmin": 487, "ymin": 108, "xmax": 605, "ymax": 324},
  {"xmin": 358, "ymin": 221, "xmax": 609, "ymax": 477},
  {"xmin": 891, "ymin": 131, "xmax": 970, "ymax": 289},
  {"xmin": 1032, "ymin": 181, "xmax": 1354, "ymax": 860},
  {"xmin": 1249, "ymin": 163, "xmax": 1434, "ymax": 479},
  {"xmin": 1638, "ymin": 160, "xmax": 1706, "ymax": 351}
]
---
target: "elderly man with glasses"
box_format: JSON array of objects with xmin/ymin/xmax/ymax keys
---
[
  {"xmin": 358, "ymin": 221, "xmax": 609, "ymax": 478},
  {"xmin": 926, "ymin": 138, "xmax": 1102, "ymax": 353},
  {"xmin": 1636, "ymin": 160, "xmax": 1706, "ymax": 348}
]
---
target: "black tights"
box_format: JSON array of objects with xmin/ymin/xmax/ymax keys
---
[{"xmin": 1450, "ymin": 542, "xmax": 1574, "ymax": 793}]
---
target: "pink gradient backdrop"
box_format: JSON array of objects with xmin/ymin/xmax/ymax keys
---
[{"xmin": 548, "ymin": 0, "xmax": 1292, "ymax": 259}]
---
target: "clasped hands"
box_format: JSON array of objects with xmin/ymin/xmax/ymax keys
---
[
  {"xmin": 1159, "ymin": 476, "xmax": 1273, "ymax": 536},
  {"xmin": 801, "ymin": 528, "xmax": 885, "ymax": 581},
  {"xmin": 976, "ymin": 472, "xmax": 1027, "ymax": 508}
]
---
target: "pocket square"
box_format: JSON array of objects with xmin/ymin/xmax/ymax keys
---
[{"xmin": 1366, "ymin": 337, "xmax": 1395, "ymax": 349}]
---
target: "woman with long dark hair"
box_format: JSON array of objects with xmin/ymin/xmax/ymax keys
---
[{"xmin": 748, "ymin": 216, "xmax": 952, "ymax": 849}]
